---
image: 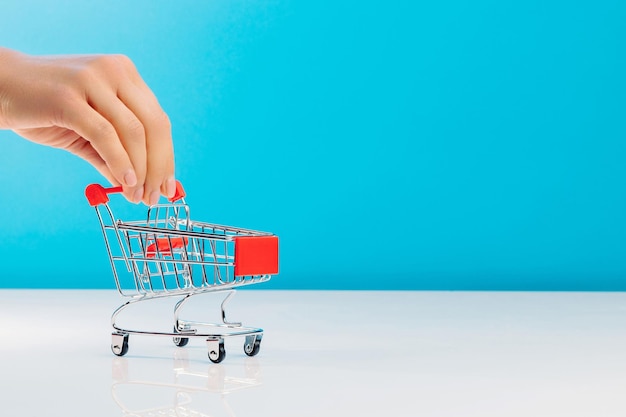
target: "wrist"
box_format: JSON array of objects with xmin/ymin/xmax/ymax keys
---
[
  {"xmin": 0, "ymin": 48, "xmax": 13, "ymax": 128},
  {"xmin": 0, "ymin": 47, "xmax": 22, "ymax": 129}
]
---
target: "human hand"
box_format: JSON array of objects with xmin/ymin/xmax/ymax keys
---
[{"xmin": 0, "ymin": 47, "xmax": 175, "ymax": 205}]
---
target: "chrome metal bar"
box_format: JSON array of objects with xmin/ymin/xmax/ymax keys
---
[
  {"xmin": 117, "ymin": 223, "xmax": 236, "ymax": 241},
  {"xmin": 96, "ymin": 208, "xmax": 126, "ymax": 296},
  {"xmin": 173, "ymin": 293, "xmax": 193, "ymax": 331},
  {"xmin": 220, "ymin": 290, "xmax": 242, "ymax": 327},
  {"xmin": 110, "ymin": 255, "xmax": 232, "ymax": 266},
  {"xmin": 209, "ymin": 239, "xmax": 222, "ymax": 284},
  {"xmin": 224, "ymin": 239, "xmax": 230, "ymax": 283},
  {"xmin": 189, "ymin": 220, "xmax": 273, "ymax": 236}
]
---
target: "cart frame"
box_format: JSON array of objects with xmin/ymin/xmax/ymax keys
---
[{"xmin": 86, "ymin": 182, "xmax": 279, "ymax": 363}]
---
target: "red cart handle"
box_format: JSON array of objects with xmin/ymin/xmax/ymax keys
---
[{"xmin": 85, "ymin": 181, "xmax": 186, "ymax": 206}]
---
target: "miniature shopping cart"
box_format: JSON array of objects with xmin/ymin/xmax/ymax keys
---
[{"xmin": 85, "ymin": 182, "xmax": 279, "ymax": 363}]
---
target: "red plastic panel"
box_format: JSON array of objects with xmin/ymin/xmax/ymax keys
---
[
  {"xmin": 146, "ymin": 237, "xmax": 188, "ymax": 258},
  {"xmin": 234, "ymin": 236, "xmax": 279, "ymax": 276}
]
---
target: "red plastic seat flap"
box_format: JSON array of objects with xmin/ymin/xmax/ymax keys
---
[{"xmin": 146, "ymin": 237, "xmax": 188, "ymax": 258}]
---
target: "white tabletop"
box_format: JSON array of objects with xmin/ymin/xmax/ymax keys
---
[{"xmin": 1, "ymin": 290, "xmax": 626, "ymax": 416}]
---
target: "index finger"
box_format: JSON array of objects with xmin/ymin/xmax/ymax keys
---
[{"xmin": 60, "ymin": 100, "xmax": 138, "ymax": 189}]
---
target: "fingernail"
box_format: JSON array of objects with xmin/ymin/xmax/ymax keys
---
[
  {"xmin": 124, "ymin": 170, "xmax": 137, "ymax": 187},
  {"xmin": 149, "ymin": 190, "xmax": 160, "ymax": 206},
  {"xmin": 133, "ymin": 186, "xmax": 144, "ymax": 204},
  {"xmin": 166, "ymin": 177, "xmax": 176, "ymax": 198}
]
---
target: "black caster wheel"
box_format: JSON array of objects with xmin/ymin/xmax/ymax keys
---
[
  {"xmin": 173, "ymin": 335, "xmax": 189, "ymax": 347},
  {"xmin": 207, "ymin": 339, "xmax": 226, "ymax": 364},
  {"xmin": 244, "ymin": 334, "xmax": 262, "ymax": 357},
  {"xmin": 173, "ymin": 327, "xmax": 189, "ymax": 347},
  {"xmin": 111, "ymin": 333, "xmax": 129, "ymax": 357}
]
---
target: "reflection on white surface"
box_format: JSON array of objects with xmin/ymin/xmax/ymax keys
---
[
  {"xmin": 3, "ymin": 290, "xmax": 626, "ymax": 416},
  {"xmin": 111, "ymin": 351, "xmax": 262, "ymax": 417}
]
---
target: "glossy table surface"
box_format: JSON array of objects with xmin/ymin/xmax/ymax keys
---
[{"xmin": 1, "ymin": 290, "xmax": 626, "ymax": 416}]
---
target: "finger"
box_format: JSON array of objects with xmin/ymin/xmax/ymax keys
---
[
  {"xmin": 59, "ymin": 100, "xmax": 138, "ymax": 190},
  {"xmin": 88, "ymin": 90, "xmax": 147, "ymax": 203},
  {"xmin": 118, "ymin": 81, "xmax": 174, "ymax": 205},
  {"xmin": 161, "ymin": 158, "xmax": 176, "ymax": 198},
  {"xmin": 63, "ymin": 136, "xmax": 117, "ymax": 185}
]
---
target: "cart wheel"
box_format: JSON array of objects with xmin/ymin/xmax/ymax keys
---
[
  {"xmin": 173, "ymin": 327, "xmax": 189, "ymax": 347},
  {"xmin": 111, "ymin": 333, "xmax": 129, "ymax": 357},
  {"xmin": 244, "ymin": 335, "xmax": 262, "ymax": 357},
  {"xmin": 207, "ymin": 339, "xmax": 226, "ymax": 364},
  {"xmin": 173, "ymin": 335, "xmax": 189, "ymax": 347}
]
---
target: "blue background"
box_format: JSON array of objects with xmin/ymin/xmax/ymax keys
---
[{"xmin": 0, "ymin": 1, "xmax": 625, "ymax": 290}]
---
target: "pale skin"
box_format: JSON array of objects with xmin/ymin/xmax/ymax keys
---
[{"xmin": 0, "ymin": 47, "xmax": 175, "ymax": 205}]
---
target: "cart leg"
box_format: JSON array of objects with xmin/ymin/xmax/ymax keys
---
[
  {"xmin": 207, "ymin": 338, "xmax": 226, "ymax": 363},
  {"xmin": 172, "ymin": 295, "xmax": 193, "ymax": 347},
  {"xmin": 221, "ymin": 290, "xmax": 242, "ymax": 327}
]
